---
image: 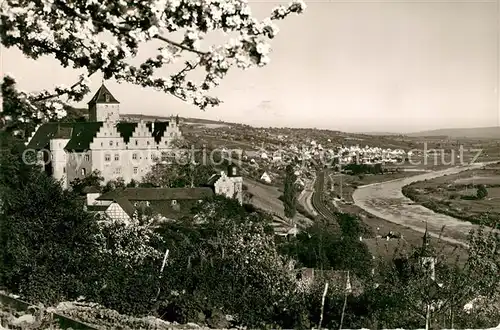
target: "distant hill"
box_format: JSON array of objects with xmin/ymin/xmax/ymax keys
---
[
  {"xmin": 407, "ymin": 127, "xmax": 500, "ymax": 139},
  {"xmin": 357, "ymin": 131, "xmax": 402, "ymax": 136},
  {"xmin": 121, "ymin": 114, "xmax": 242, "ymax": 126}
]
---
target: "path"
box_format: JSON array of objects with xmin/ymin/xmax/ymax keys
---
[{"xmin": 352, "ymin": 162, "xmax": 499, "ymax": 247}]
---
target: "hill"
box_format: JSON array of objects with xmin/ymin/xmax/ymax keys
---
[{"xmin": 406, "ymin": 127, "xmax": 500, "ymax": 139}]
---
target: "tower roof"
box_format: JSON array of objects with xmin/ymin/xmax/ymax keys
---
[{"xmin": 87, "ymin": 84, "xmax": 120, "ymax": 105}]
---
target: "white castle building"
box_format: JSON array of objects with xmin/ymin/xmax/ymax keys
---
[{"xmin": 26, "ymin": 84, "xmax": 184, "ymax": 189}]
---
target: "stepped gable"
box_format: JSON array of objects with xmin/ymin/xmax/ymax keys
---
[
  {"xmin": 146, "ymin": 121, "xmax": 169, "ymax": 143},
  {"xmin": 64, "ymin": 122, "xmax": 104, "ymax": 152},
  {"xmin": 116, "ymin": 122, "xmax": 138, "ymax": 143},
  {"xmin": 26, "ymin": 122, "xmax": 74, "ymax": 150}
]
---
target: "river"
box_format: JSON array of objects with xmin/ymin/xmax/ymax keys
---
[{"xmin": 352, "ymin": 162, "xmax": 499, "ymax": 247}]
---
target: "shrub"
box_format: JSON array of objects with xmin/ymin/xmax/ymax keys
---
[{"xmin": 477, "ymin": 184, "xmax": 488, "ymax": 200}]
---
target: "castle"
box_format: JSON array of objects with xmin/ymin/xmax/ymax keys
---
[
  {"xmin": 25, "ymin": 84, "xmax": 243, "ymax": 206},
  {"xmin": 26, "ymin": 84, "xmax": 183, "ymax": 189}
]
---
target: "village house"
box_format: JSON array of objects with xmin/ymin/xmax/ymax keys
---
[
  {"xmin": 86, "ymin": 164, "xmax": 244, "ymax": 222},
  {"xmin": 26, "ymin": 84, "xmax": 182, "ymax": 189}
]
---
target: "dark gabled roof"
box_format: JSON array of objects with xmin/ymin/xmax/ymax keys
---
[
  {"xmin": 114, "ymin": 196, "xmax": 136, "ymax": 218},
  {"xmin": 97, "ymin": 187, "xmax": 214, "ymax": 201},
  {"xmin": 87, "ymin": 84, "xmax": 120, "ymax": 105},
  {"xmin": 87, "ymin": 197, "xmax": 136, "ymax": 218},
  {"xmin": 146, "ymin": 121, "xmax": 170, "ymax": 143},
  {"xmin": 116, "ymin": 122, "xmax": 138, "ymax": 143},
  {"xmin": 206, "ymin": 174, "xmax": 221, "ymax": 186},
  {"xmin": 64, "ymin": 122, "xmax": 103, "ymax": 152},
  {"xmin": 26, "ymin": 122, "xmax": 75, "ymax": 150}
]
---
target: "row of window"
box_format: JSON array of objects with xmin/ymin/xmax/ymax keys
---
[
  {"xmin": 101, "ymin": 132, "xmax": 178, "ymax": 138},
  {"xmin": 77, "ymin": 167, "xmax": 138, "ymax": 176},
  {"xmin": 98, "ymin": 135, "xmax": 177, "ymax": 147},
  {"xmin": 105, "ymin": 154, "xmax": 120, "ymax": 161}
]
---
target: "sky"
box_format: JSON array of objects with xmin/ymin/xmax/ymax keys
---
[{"xmin": 2, "ymin": 0, "xmax": 499, "ymax": 133}]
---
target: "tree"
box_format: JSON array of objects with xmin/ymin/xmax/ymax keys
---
[
  {"xmin": 143, "ymin": 160, "xmax": 215, "ymax": 188},
  {"xmin": 283, "ymin": 164, "xmax": 297, "ymax": 219},
  {"xmin": 0, "ymin": 140, "xmax": 102, "ymax": 304},
  {"xmin": 69, "ymin": 169, "xmax": 104, "ymax": 194},
  {"xmin": 278, "ymin": 218, "xmax": 373, "ymax": 279},
  {"xmin": 102, "ymin": 177, "xmax": 126, "ymax": 192},
  {"xmin": 1, "ymin": 76, "xmax": 62, "ymax": 139},
  {"xmin": 156, "ymin": 197, "xmax": 296, "ymax": 327},
  {"xmin": 1, "ymin": 0, "xmax": 306, "ymax": 123},
  {"xmin": 368, "ymin": 225, "xmax": 500, "ymax": 329},
  {"xmin": 476, "ymin": 184, "xmax": 488, "ymax": 200}
]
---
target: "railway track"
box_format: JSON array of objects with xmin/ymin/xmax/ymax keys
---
[{"xmin": 311, "ymin": 170, "xmax": 337, "ymax": 221}]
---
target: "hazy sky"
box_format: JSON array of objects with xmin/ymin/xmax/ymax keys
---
[{"xmin": 3, "ymin": 0, "xmax": 499, "ymax": 133}]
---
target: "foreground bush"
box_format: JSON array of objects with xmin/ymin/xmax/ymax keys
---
[{"xmin": 157, "ymin": 198, "xmax": 299, "ymax": 328}]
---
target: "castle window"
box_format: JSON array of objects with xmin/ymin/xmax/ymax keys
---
[
  {"xmin": 114, "ymin": 154, "xmax": 119, "ymax": 161},
  {"xmin": 133, "ymin": 167, "xmax": 138, "ymax": 174},
  {"xmin": 105, "ymin": 154, "xmax": 111, "ymax": 162},
  {"xmin": 63, "ymin": 167, "xmax": 66, "ymax": 173},
  {"xmin": 101, "ymin": 142, "xmax": 103, "ymax": 147},
  {"xmin": 132, "ymin": 153, "xmax": 137, "ymax": 160},
  {"xmin": 81, "ymin": 168, "xmax": 86, "ymax": 176},
  {"xmin": 85, "ymin": 154, "xmax": 90, "ymax": 161},
  {"xmin": 135, "ymin": 140, "xmax": 138, "ymax": 146},
  {"xmin": 109, "ymin": 141, "xmax": 113, "ymax": 146},
  {"xmin": 147, "ymin": 141, "xmax": 150, "ymax": 146}
]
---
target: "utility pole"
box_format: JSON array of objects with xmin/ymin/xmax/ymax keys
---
[
  {"xmin": 338, "ymin": 161, "xmax": 343, "ymax": 200},
  {"xmin": 339, "ymin": 270, "xmax": 351, "ymax": 330},
  {"xmin": 340, "ymin": 173, "xmax": 343, "ymax": 200}
]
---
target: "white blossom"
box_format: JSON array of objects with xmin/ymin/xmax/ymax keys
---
[{"xmin": 1, "ymin": 0, "xmax": 306, "ymax": 112}]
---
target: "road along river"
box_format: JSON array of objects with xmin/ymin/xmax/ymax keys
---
[{"xmin": 352, "ymin": 162, "xmax": 499, "ymax": 247}]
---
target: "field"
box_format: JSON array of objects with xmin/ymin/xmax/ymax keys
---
[
  {"xmin": 243, "ymin": 177, "xmax": 313, "ymax": 230},
  {"xmin": 402, "ymin": 164, "xmax": 500, "ymax": 226}
]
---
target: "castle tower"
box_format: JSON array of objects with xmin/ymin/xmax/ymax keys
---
[{"xmin": 88, "ymin": 83, "xmax": 120, "ymax": 122}]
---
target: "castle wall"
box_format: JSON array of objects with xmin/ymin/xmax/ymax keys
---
[
  {"xmin": 49, "ymin": 138, "xmax": 70, "ymax": 189},
  {"xmin": 66, "ymin": 151, "xmax": 92, "ymax": 186},
  {"xmin": 88, "ymin": 120, "xmax": 180, "ymax": 184}
]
